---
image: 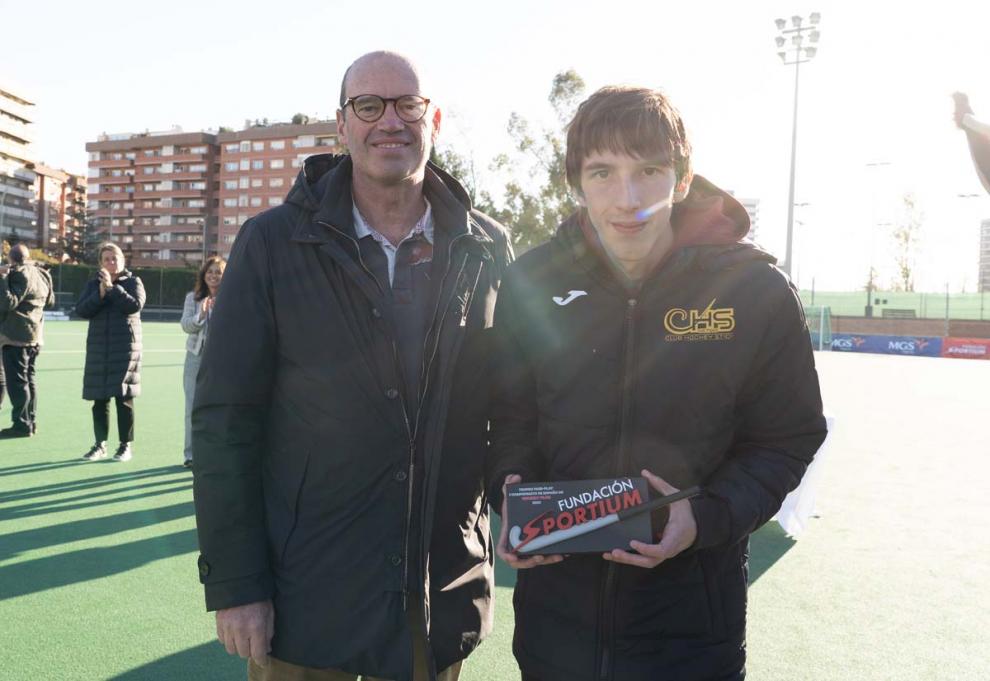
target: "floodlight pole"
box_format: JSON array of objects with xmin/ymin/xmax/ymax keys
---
[{"xmin": 775, "ymin": 14, "xmax": 821, "ymax": 277}]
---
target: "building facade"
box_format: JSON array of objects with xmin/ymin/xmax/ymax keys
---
[
  {"xmin": 33, "ymin": 163, "xmax": 87, "ymax": 259},
  {"xmin": 86, "ymin": 122, "xmax": 340, "ymax": 268},
  {"xmin": 0, "ymin": 84, "xmax": 37, "ymax": 247},
  {"xmin": 980, "ymin": 218, "xmax": 990, "ymax": 294}
]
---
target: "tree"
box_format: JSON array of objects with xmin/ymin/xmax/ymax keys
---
[
  {"xmin": 292, "ymin": 113, "xmax": 311, "ymax": 125},
  {"xmin": 487, "ymin": 70, "xmax": 586, "ymax": 251},
  {"xmin": 890, "ymin": 193, "xmax": 923, "ymax": 292}
]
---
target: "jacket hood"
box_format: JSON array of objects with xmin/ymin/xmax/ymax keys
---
[{"xmin": 555, "ymin": 174, "xmax": 776, "ymax": 279}]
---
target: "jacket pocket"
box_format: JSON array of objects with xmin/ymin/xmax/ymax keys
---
[{"xmin": 699, "ymin": 551, "xmax": 728, "ymax": 641}]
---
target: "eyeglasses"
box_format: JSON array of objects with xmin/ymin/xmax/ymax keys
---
[{"xmin": 343, "ymin": 94, "xmax": 431, "ymax": 123}]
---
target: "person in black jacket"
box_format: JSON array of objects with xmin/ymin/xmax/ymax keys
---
[
  {"xmin": 75, "ymin": 242, "xmax": 145, "ymax": 462},
  {"xmin": 192, "ymin": 51, "xmax": 511, "ymax": 681},
  {"xmin": 488, "ymin": 86, "xmax": 828, "ymax": 681}
]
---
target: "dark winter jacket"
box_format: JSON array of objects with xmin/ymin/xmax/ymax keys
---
[
  {"xmin": 75, "ymin": 271, "xmax": 145, "ymax": 400},
  {"xmin": 0, "ymin": 262, "xmax": 54, "ymax": 345},
  {"xmin": 192, "ymin": 154, "xmax": 511, "ymax": 681},
  {"xmin": 488, "ymin": 177, "xmax": 827, "ymax": 681}
]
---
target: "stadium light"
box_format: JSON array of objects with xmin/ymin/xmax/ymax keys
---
[{"xmin": 774, "ymin": 12, "xmax": 823, "ymax": 277}]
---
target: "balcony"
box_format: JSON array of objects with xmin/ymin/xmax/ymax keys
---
[
  {"xmin": 89, "ymin": 208, "xmax": 133, "ymax": 218},
  {"xmin": 92, "ymin": 174, "xmax": 134, "ymax": 185},
  {"xmin": 90, "ymin": 158, "xmax": 135, "ymax": 169}
]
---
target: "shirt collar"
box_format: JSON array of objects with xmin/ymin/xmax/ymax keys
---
[{"xmin": 352, "ymin": 197, "xmax": 434, "ymax": 247}]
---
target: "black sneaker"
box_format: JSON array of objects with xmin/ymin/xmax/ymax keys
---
[
  {"xmin": 83, "ymin": 442, "xmax": 108, "ymax": 460},
  {"xmin": 0, "ymin": 427, "xmax": 32, "ymax": 439},
  {"xmin": 113, "ymin": 443, "xmax": 133, "ymax": 462}
]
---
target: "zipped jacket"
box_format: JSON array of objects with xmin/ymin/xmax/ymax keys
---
[
  {"xmin": 488, "ymin": 177, "xmax": 827, "ymax": 681},
  {"xmin": 0, "ymin": 262, "xmax": 54, "ymax": 345},
  {"xmin": 192, "ymin": 154, "xmax": 511, "ymax": 681},
  {"xmin": 75, "ymin": 271, "xmax": 144, "ymax": 400}
]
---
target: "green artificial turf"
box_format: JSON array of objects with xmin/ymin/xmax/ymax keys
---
[{"xmin": 1, "ymin": 323, "xmax": 988, "ymax": 680}]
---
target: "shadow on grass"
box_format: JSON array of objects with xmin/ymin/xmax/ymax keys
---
[
  {"xmin": 747, "ymin": 522, "xmax": 796, "ymax": 585},
  {"xmin": 493, "ymin": 512, "xmax": 797, "ymax": 589},
  {"xmin": 0, "ymin": 528, "xmax": 198, "ymax": 600},
  {"xmin": 1, "ymin": 501, "xmax": 195, "ymax": 561},
  {"xmin": 109, "ymin": 641, "xmax": 244, "ymax": 681},
  {"xmin": 0, "ymin": 460, "xmax": 90, "ymax": 477},
  {"xmin": 0, "ymin": 480, "xmax": 193, "ymax": 521},
  {"xmin": 0, "ymin": 466, "xmax": 187, "ymax": 503}
]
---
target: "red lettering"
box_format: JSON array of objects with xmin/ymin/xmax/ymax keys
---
[
  {"xmin": 557, "ymin": 511, "xmax": 573, "ymax": 529},
  {"xmin": 622, "ymin": 490, "xmax": 643, "ymax": 509},
  {"xmin": 574, "ymin": 507, "xmax": 588, "ymax": 524},
  {"xmin": 605, "ymin": 497, "xmax": 621, "ymax": 514},
  {"xmin": 543, "ymin": 517, "xmax": 556, "ymax": 534}
]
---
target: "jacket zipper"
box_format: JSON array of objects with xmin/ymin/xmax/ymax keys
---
[
  {"xmin": 599, "ymin": 296, "xmax": 638, "ymax": 681},
  {"xmin": 318, "ymin": 221, "xmax": 479, "ymax": 613}
]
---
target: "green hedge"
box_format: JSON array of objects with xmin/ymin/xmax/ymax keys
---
[{"xmin": 49, "ymin": 264, "xmax": 197, "ymax": 308}]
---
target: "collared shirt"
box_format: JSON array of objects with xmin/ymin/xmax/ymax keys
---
[{"xmin": 352, "ymin": 199, "xmax": 434, "ymax": 286}]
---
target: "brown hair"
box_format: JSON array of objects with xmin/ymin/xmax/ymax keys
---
[
  {"xmin": 98, "ymin": 242, "xmax": 125, "ymax": 263},
  {"xmin": 565, "ymin": 86, "xmax": 692, "ymax": 193},
  {"xmin": 194, "ymin": 255, "xmax": 227, "ymax": 301}
]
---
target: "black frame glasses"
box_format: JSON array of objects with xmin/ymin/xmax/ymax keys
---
[{"xmin": 343, "ymin": 94, "xmax": 431, "ymax": 123}]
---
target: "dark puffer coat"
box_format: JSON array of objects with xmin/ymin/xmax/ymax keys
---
[{"xmin": 75, "ymin": 271, "xmax": 145, "ymax": 400}]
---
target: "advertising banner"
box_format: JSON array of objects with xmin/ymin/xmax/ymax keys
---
[
  {"xmin": 830, "ymin": 334, "xmax": 942, "ymax": 357},
  {"xmin": 941, "ymin": 337, "xmax": 990, "ymax": 360}
]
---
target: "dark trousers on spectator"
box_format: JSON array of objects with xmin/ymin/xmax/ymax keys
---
[
  {"xmin": 2, "ymin": 344, "xmax": 40, "ymax": 433},
  {"xmin": 92, "ymin": 396, "xmax": 134, "ymax": 443}
]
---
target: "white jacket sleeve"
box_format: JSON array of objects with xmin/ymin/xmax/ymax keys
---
[{"xmin": 180, "ymin": 291, "xmax": 206, "ymax": 335}]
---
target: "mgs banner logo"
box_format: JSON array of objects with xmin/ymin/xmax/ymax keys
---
[{"xmin": 663, "ymin": 299, "xmax": 735, "ymax": 342}]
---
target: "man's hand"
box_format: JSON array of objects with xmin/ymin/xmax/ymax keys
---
[
  {"xmin": 216, "ymin": 599, "xmax": 275, "ymax": 667},
  {"xmin": 603, "ymin": 469, "xmax": 698, "ymax": 569},
  {"xmin": 953, "ymin": 92, "xmax": 974, "ymax": 129},
  {"xmin": 495, "ymin": 474, "xmax": 565, "ymax": 570}
]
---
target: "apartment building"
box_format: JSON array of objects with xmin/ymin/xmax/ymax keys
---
[
  {"xmin": 33, "ymin": 163, "xmax": 86, "ymax": 258},
  {"xmin": 215, "ymin": 122, "xmax": 338, "ymax": 257},
  {"xmin": 0, "ymin": 84, "xmax": 36, "ymax": 246},
  {"xmin": 86, "ymin": 121, "xmax": 340, "ymax": 267},
  {"xmin": 86, "ymin": 130, "xmax": 217, "ymax": 267}
]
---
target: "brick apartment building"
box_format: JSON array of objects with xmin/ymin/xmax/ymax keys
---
[
  {"xmin": 33, "ymin": 163, "xmax": 86, "ymax": 258},
  {"xmin": 86, "ymin": 121, "xmax": 340, "ymax": 268},
  {"xmin": 0, "ymin": 84, "xmax": 37, "ymax": 246}
]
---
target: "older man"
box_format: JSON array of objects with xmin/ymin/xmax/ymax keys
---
[
  {"xmin": 193, "ymin": 51, "xmax": 511, "ymax": 681},
  {"xmin": 0, "ymin": 244, "xmax": 54, "ymax": 438}
]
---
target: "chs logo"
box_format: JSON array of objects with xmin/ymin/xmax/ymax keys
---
[{"xmin": 663, "ymin": 299, "xmax": 735, "ymax": 342}]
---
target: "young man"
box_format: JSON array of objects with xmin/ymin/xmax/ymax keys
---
[
  {"xmin": 488, "ymin": 86, "xmax": 827, "ymax": 680},
  {"xmin": 193, "ymin": 52, "xmax": 510, "ymax": 681}
]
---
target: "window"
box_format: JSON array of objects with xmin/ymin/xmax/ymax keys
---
[
  {"xmin": 143, "ymin": 184, "xmax": 157, "ymax": 191},
  {"xmin": 188, "ymin": 199, "xmax": 206, "ymax": 208},
  {"xmin": 238, "ymin": 195, "xmax": 248, "ymax": 207},
  {"xmin": 240, "ymin": 159, "xmax": 250, "ymax": 171},
  {"xmin": 143, "ymin": 167, "xmax": 156, "ymax": 175},
  {"xmin": 225, "ymin": 143, "xmax": 239, "ymax": 153},
  {"xmin": 271, "ymin": 140, "xmax": 285, "ymax": 150},
  {"xmin": 252, "ymin": 141, "xmax": 264, "ymax": 152},
  {"xmin": 125, "ymin": 152, "xmax": 137, "ymax": 159},
  {"xmin": 224, "ymin": 162, "xmax": 238, "ymax": 172},
  {"xmin": 223, "ymin": 216, "xmax": 237, "ymax": 225},
  {"xmin": 190, "ymin": 181, "xmax": 206, "ymax": 190},
  {"xmin": 250, "ymin": 197, "xmax": 262, "ymax": 207},
  {"xmin": 239, "ymin": 177, "xmax": 250, "ymax": 189},
  {"xmin": 252, "ymin": 160, "xmax": 264, "ymax": 170},
  {"xmin": 122, "ymin": 235, "xmax": 134, "ymax": 243},
  {"xmin": 269, "ymin": 177, "xmax": 284, "ymax": 188},
  {"xmin": 223, "ymin": 198, "xmax": 238, "ymax": 207},
  {"xmin": 190, "ymin": 146, "xmax": 208, "ymax": 154},
  {"xmin": 224, "ymin": 234, "xmax": 237, "ymax": 243},
  {"xmin": 224, "ymin": 180, "xmax": 238, "ymax": 190},
  {"xmin": 268, "ymin": 197, "xmax": 283, "ymax": 206},
  {"xmin": 291, "ymin": 158, "xmax": 301, "ymax": 168},
  {"xmin": 240, "ymin": 141, "xmax": 251, "ymax": 152},
  {"xmin": 270, "ymin": 159, "xmax": 284, "ymax": 169},
  {"xmin": 189, "ymin": 164, "xmax": 207, "ymax": 172},
  {"xmin": 251, "ymin": 178, "xmax": 263, "ymax": 188},
  {"xmin": 316, "ymin": 136, "xmax": 335, "ymax": 147}
]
